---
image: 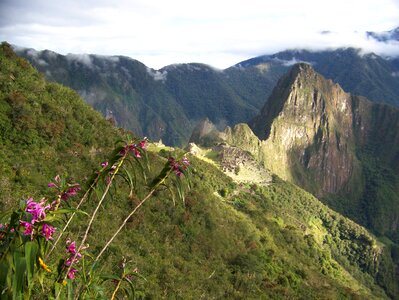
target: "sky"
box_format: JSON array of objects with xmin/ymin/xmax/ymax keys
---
[{"xmin": 1, "ymin": 0, "xmax": 399, "ymax": 69}]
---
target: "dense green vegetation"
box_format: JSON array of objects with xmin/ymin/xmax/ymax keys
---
[
  {"xmin": 1, "ymin": 42, "xmax": 398, "ymax": 299},
  {"xmin": 0, "ymin": 42, "xmax": 121, "ymax": 208}
]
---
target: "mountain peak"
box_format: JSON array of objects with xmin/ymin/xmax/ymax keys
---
[
  {"xmin": 250, "ymin": 64, "xmax": 355, "ymax": 194},
  {"xmin": 290, "ymin": 62, "xmax": 313, "ymax": 73},
  {"xmin": 249, "ymin": 63, "xmax": 332, "ymax": 141}
]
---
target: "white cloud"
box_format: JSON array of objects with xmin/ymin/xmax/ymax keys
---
[
  {"xmin": 146, "ymin": 67, "xmax": 168, "ymax": 82},
  {"xmin": 1, "ymin": 0, "xmax": 399, "ymax": 69},
  {"xmin": 65, "ymin": 54, "xmax": 94, "ymax": 68}
]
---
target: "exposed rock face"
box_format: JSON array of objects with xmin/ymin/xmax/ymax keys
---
[
  {"xmin": 251, "ymin": 64, "xmax": 359, "ymax": 195},
  {"xmin": 250, "ymin": 63, "xmax": 399, "ymax": 240}
]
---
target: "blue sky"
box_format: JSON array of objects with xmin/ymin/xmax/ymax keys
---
[{"xmin": 1, "ymin": 0, "xmax": 399, "ymax": 69}]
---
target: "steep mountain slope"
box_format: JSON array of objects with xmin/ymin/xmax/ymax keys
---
[
  {"xmin": 12, "ymin": 48, "xmax": 191, "ymax": 145},
  {"xmin": 249, "ymin": 63, "xmax": 399, "ymax": 244},
  {"xmin": 2, "ymin": 42, "xmax": 399, "ymax": 299},
  {"xmin": 0, "ymin": 42, "xmax": 121, "ymax": 207},
  {"xmin": 14, "ymin": 48, "xmax": 277, "ymax": 146}
]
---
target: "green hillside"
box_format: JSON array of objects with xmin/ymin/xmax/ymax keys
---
[
  {"xmin": 0, "ymin": 42, "xmax": 121, "ymax": 207},
  {"xmin": 1, "ymin": 42, "xmax": 398, "ymax": 299}
]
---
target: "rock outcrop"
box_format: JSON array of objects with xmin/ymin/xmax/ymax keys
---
[
  {"xmin": 251, "ymin": 63, "xmax": 359, "ymax": 195},
  {"xmin": 250, "ymin": 63, "xmax": 399, "ymax": 240}
]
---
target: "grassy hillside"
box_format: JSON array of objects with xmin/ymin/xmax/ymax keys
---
[
  {"xmin": 0, "ymin": 42, "xmax": 121, "ymax": 208},
  {"xmin": 1, "ymin": 42, "xmax": 398, "ymax": 299}
]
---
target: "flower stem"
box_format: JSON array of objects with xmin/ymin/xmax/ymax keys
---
[
  {"xmin": 92, "ymin": 169, "xmax": 171, "ymax": 265},
  {"xmin": 110, "ymin": 278, "xmax": 123, "ymax": 300},
  {"xmin": 56, "ymin": 154, "xmax": 127, "ymax": 300}
]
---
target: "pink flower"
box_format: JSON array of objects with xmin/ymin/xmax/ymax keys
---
[
  {"xmin": 67, "ymin": 267, "xmax": 78, "ymax": 279},
  {"xmin": 26, "ymin": 198, "xmax": 50, "ymax": 223},
  {"xmin": 48, "ymin": 175, "xmax": 61, "ymax": 188},
  {"xmin": 181, "ymin": 156, "xmax": 190, "ymax": 167},
  {"xmin": 20, "ymin": 220, "xmax": 33, "ymax": 237},
  {"xmin": 61, "ymin": 184, "xmax": 81, "ymax": 201},
  {"xmin": 168, "ymin": 156, "xmax": 190, "ymax": 177},
  {"xmin": 42, "ymin": 224, "xmax": 56, "ymax": 240},
  {"xmin": 64, "ymin": 239, "xmax": 83, "ymax": 280},
  {"xmin": 101, "ymin": 161, "xmax": 108, "ymax": 167},
  {"xmin": 120, "ymin": 140, "xmax": 146, "ymax": 158},
  {"xmin": 168, "ymin": 157, "xmax": 183, "ymax": 176},
  {"xmin": 133, "ymin": 147, "xmax": 141, "ymax": 158},
  {"xmin": 128, "ymin": 144, "xmax": 142, "ymax": 158},
  {"xmin": 65, "ymin": 255, "xmax": 81, "ymax": 266},
  {"xmin": 66, "ymin": 240, "xmax": 78, "ymax": 255},
  {"xmin": 139, "ymin": 138, "xmax": 147, "ymax": 149}
]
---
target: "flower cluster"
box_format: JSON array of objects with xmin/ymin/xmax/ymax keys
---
[
  {"xmin": 17, "ymin": 175, "xmax": 80, "ymax": 241},
  {"xmin": 168, "ymin": 156, "xmax": 190, "ymax": 177},
  {"xmin": 120, "ymin": 138, "xmax": 147, "ymax": 158},
  {"xmin": 100, "ymin": 139, "xmax": 147, "ymax": 185},
  {"xmin": 19, "ymin": 198, "xmax": 56, "ymax": 241},
  {"xmin": 64, "ymin": 239, "xmax": 83, "ymax": 279},
  {"xmin": 48, "ymin": 175, "xmax": 81, "ymax": 201}
]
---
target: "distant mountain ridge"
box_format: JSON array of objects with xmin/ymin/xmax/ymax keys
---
[
  {"xmin": 14, "ymin": 47, "xmax": 280, "ymax": 146},
  {"xmin": 14, "ymin": 46, "xmax": 399, "ymax": 146},
  {"xmin": 238, "ymin": 48, "xmax": 399, "ymax": 106}
]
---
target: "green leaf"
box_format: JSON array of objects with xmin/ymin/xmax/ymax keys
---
[
  {"xmin": 99, "ymin": 274, "xmax": 121, "ymax": 281},
  {"xmin": 12, "ymin": 250, "xmax": 26, "ymax": 300},
  {"xmin": 0, "ymin": 258, "xmax": 10, "ymax": 297},
  {"xmin": 48, "ymin": 208, "xmax": 89, "ymax": 216},
  {"xmin": 0, "ymin": 209, "xmax": 14, "ymax": 223},
  {"xmin": 149, "ymin": 162, "xmax": 171, "ymax": 189},
  {"xmin": 123, "ymin": 276, "xmax": 136, "ymax": 296},
  {"xmin": 119, "ymin": 167, "xmax": 136, "ymax": 196},
  {"xmin": 24, "ymin": 241, "xmax": 38, "ymax": 292},
  {"xmin": 67, "ymin": 279, "xmax": 73, "ymax": 300}
]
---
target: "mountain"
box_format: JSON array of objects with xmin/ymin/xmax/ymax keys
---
[
  {"xmin": 2, "ymin": 42, "xmax": 399, "ymax": 299},
  {"xmin": 191, "ymin": 61, "xmax": 399, "ymax": 234},
  {"xmin": 12, "ymin": 48, "xmax": 192, "ymax": 146},
  {"xmin": 367, "ymin": 27, "xmax": 399, "ymax": 42},
  {"xmin": 15, "ymin": 46, "xmax": 399, "ymax": 146},
  {"xmin": 218, "ymin": 63, "xmax": 399, "ymax": 244},
  {"xmin": 14, "ymin": 47, "xmax": 281, "ymax": 146},
  {"xmin": 0, "ymin": 42, "xmax": 121, "ymax": 207}
]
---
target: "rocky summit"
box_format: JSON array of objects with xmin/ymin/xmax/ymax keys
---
[
  {"xmin": 251, "ymin": 63, "xmax": 357, "ymax": 196},
  {"xmin": 249, "ymin": 63, "xmax": 399, "ymax": 242}
]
